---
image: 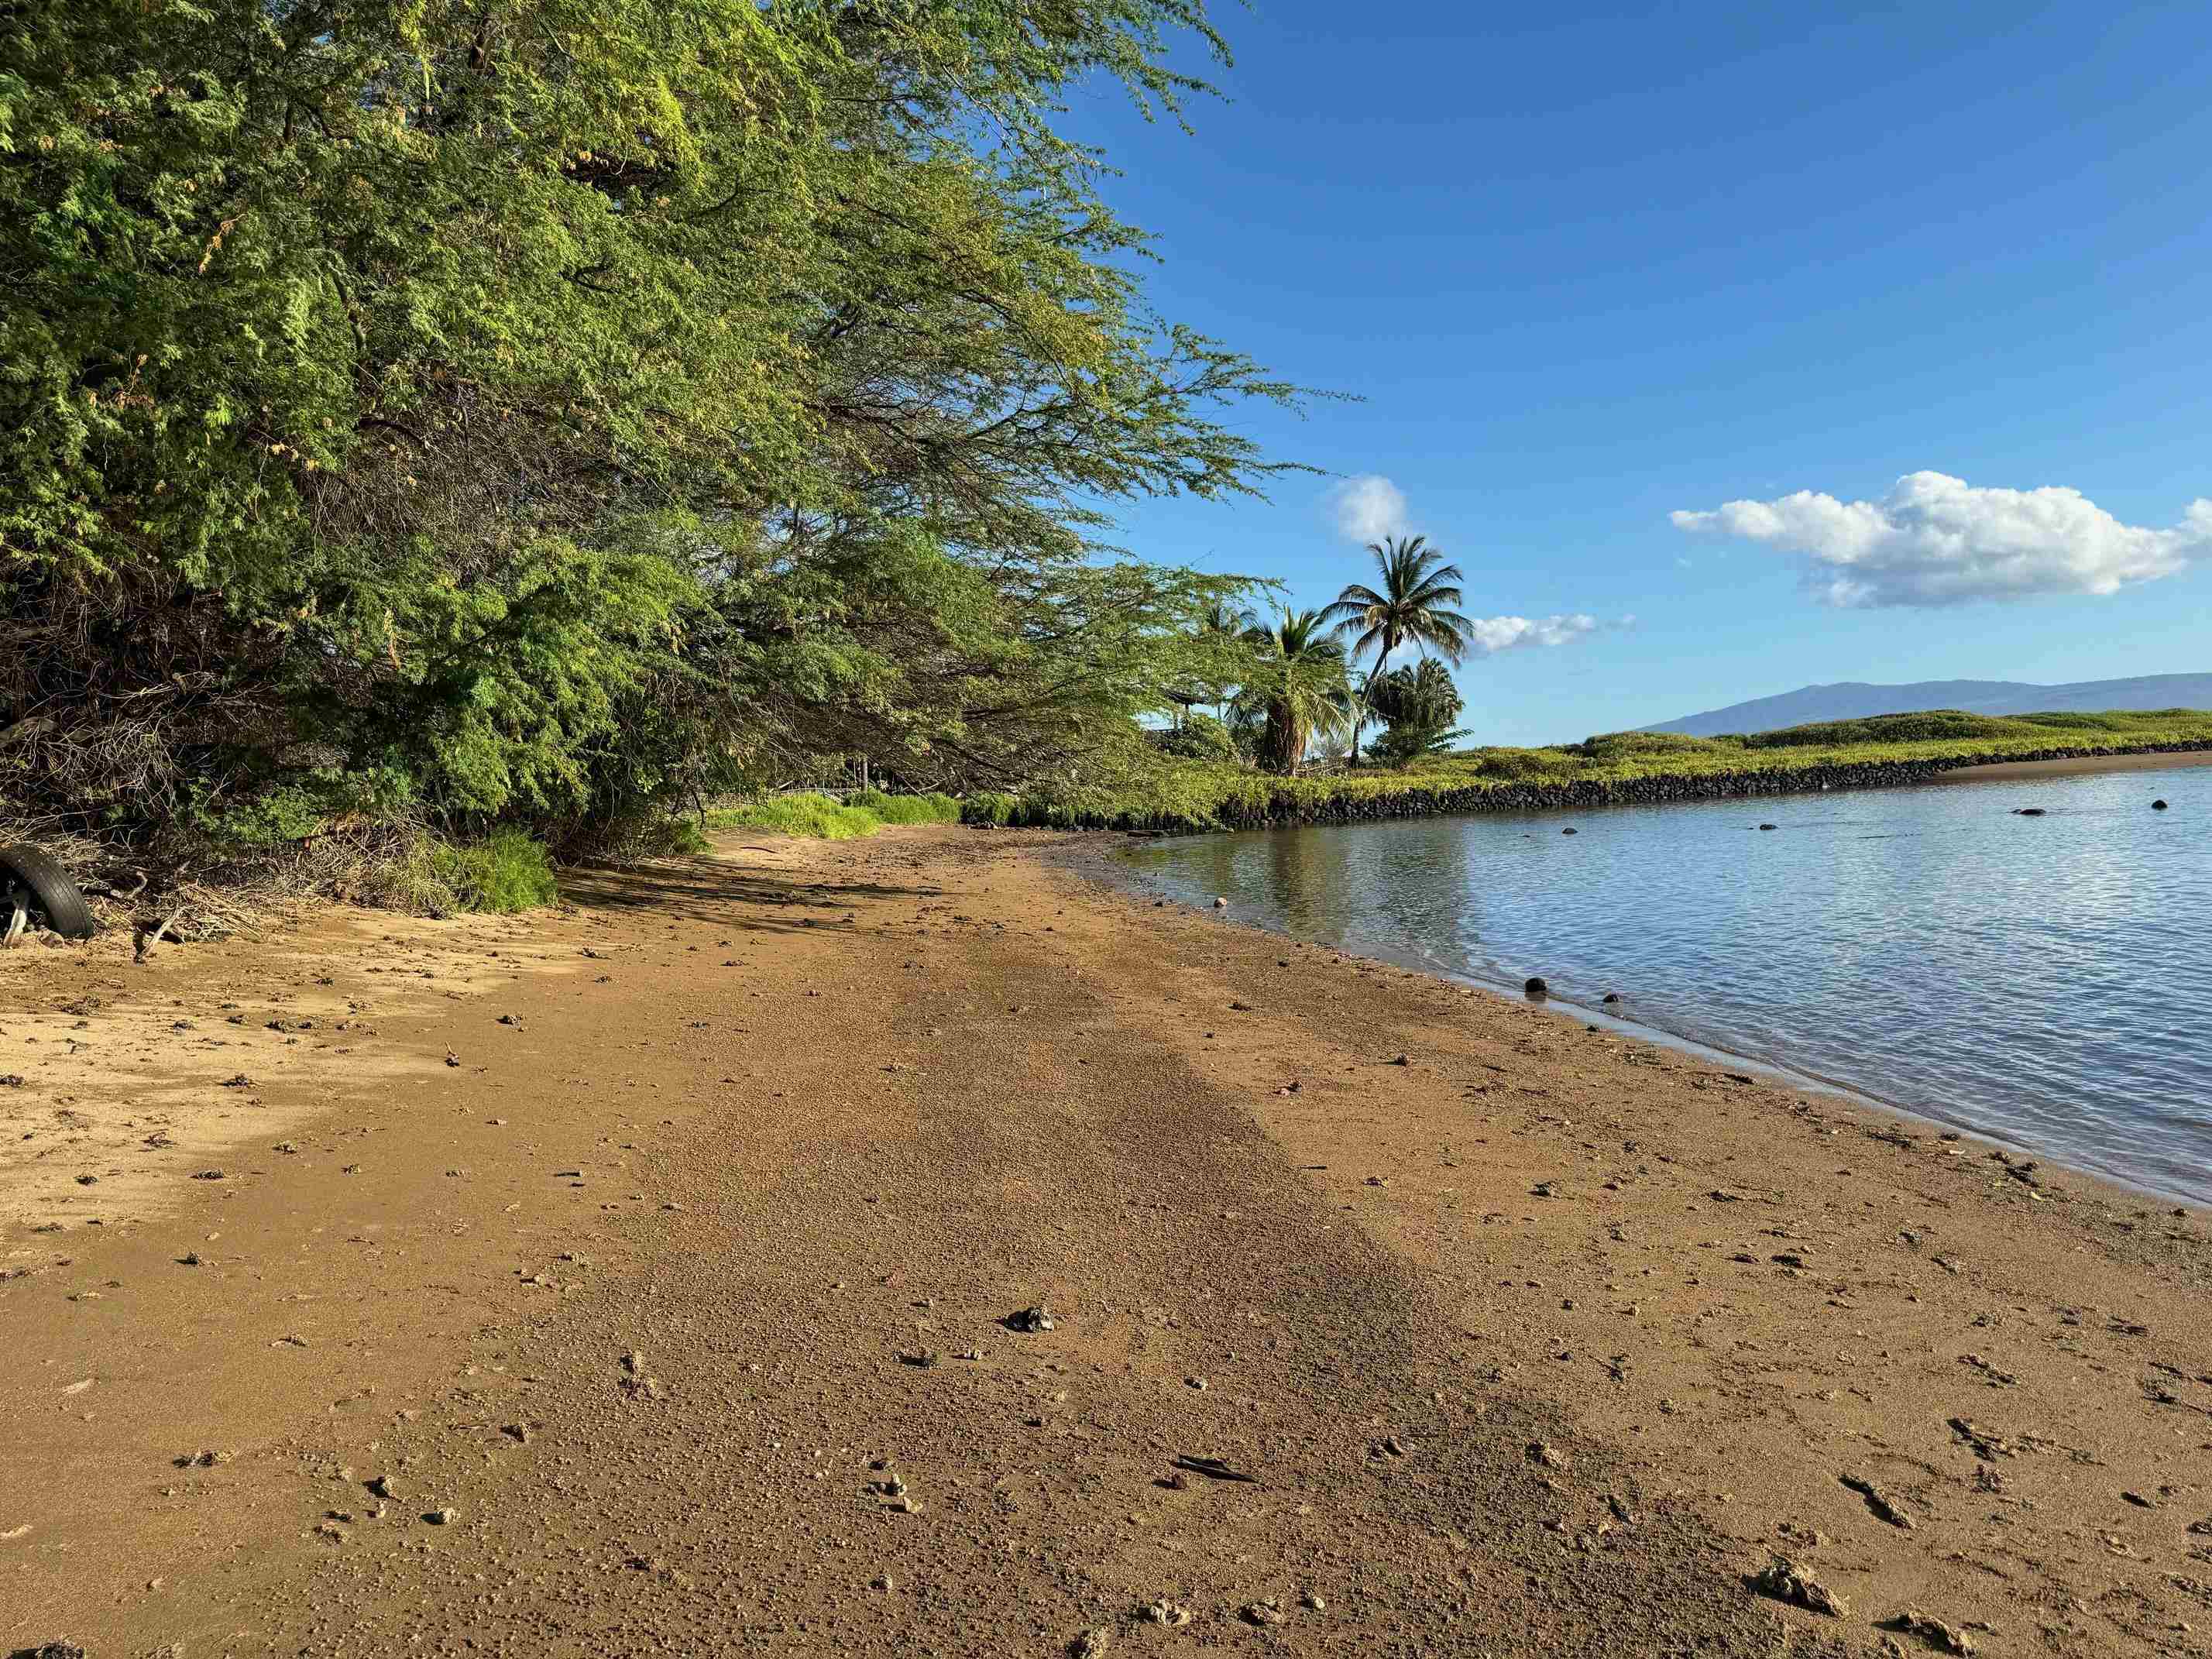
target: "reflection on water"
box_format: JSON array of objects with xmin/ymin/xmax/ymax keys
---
[{"xmin": 1121, "ymin": 766, "xmax": 2212, "ymax": 1205}]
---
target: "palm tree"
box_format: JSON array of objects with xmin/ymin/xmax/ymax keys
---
[
  {"xmin": 1194, "ymin": 599, "xmax": 1250, "ymax": 723},
  {"xmin": 1346, "ymin": 666, "xmax": 1379, "ymax": 769},
  {"xmin": 1238, "ymin": 608, "xmax": 1354, "ymax": 775},
  {"xmin": 1365, "ymin": 657, "xmax": 1467, "ymax": 765},
  {"xmin": 1321, "ymin": 535, "xmax": 1478, "ymax": 759}
]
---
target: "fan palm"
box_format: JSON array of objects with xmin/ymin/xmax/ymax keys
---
[
  {"xmin": 1238, "ymin": 608, "xmax": 1354, "ymax": 775},
  {"xmin": 1322, "ymin": 534, "xmax": 1479, "ymax": 673}
]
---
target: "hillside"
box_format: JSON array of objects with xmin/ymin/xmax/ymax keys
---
[{"xmin": 1647, "ymin": 673, "xmax": 2212, "ymax": 737}]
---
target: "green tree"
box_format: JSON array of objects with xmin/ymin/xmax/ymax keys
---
[
  {"xmin": 1237, "ymin": 608, "xmax": 1352, "ymax": 775},
  {"xmin": 1365, "ymin": 658, "xmax": 1467, "ymax": 765},
  {"xmin": 0, "ymin": 0, "xmax": 1310, "ymax": 869},
  {"xmin": 1321, "ymin": 534, "xmax": 1478, "ymax": 759}
]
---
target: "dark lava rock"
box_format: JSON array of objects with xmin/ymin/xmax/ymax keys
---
[
  {"xmin": 1523, "ymin": 977, "xmax": 1549, "ymax": 997},
  {"xmin": 2013, "ymin": 808, "xmax": 2046, "ymax": 816},
  {"xmin": 1560, "ymin": 826, "xmax": 1578, "ymax": 836},
  {"xmin": 1757, "ymin": 823, "xmax": 1778, "ymax": 831},
  {"xmin": 1602, "ymin": 992, "xmax": 1620, "ymax": 1004},
  {"xmin": 2152, "ymin": 799, "xmax": 2169, "ymax": 810}
]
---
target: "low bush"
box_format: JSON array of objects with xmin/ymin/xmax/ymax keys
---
[
  {"xmin": 428, "ymin": 830, "xmax": 561, "ymax": 914},
  {"xmin": 847, "ymin": 789, "xmax": 963, "ymax": 825},
  {"xmin": 704, "ymin": 795, "xmax": 884, "ymax": 840}
]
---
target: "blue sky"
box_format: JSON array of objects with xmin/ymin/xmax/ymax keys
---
[{"xmin": 1058, "ymin": 2, "xmax": 2212, "ymax": 743}]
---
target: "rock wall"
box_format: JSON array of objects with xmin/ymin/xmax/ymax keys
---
[{"xmin": 1211, "ymin": 742, "xmax": 2212, "ymax": 830}]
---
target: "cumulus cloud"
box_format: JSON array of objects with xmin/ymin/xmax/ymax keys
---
[
  {"xmin": 1324, "ymin": 474, "xmax": 1410, "ymax": 544},
  {"xmin": 1464, "ymin": 613, "xmax": 1599, "ymax": 655},
  {"xmin": 1670, "ymin": 471, "xmax": 2212, "ymax": 608}
]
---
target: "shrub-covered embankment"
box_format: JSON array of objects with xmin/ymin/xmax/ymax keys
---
[{"xmin": 967, "ymin": 709, "xmax": 2212, "ymax": 834}]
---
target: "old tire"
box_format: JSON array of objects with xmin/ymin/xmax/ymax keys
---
[{"xmin": 0, "ymin": 843, "xmax": 98, "ymax": 939}]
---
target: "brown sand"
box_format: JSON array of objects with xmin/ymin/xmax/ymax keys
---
[
  {"xmin": 1931, "ymin": 750, "xmax": 2212, "ymax": 783},
  {"xmin": 3, "ymin": 825, "xmax": 2209, "ymax": 1657}
]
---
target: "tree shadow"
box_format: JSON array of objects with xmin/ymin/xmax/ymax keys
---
[{"xmin": 558, "ymin": 851, "xmax": 942, "ymax": 933}]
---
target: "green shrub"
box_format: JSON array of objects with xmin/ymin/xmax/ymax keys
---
[
  {"xmin": 1149, "ymin": 713, "xmax": 1241, "ymax": 763},
  {"xmin": 660, "ymin": 819, "xmax": 713, "ymax": 856},
  {"xmin": 849, "ymin": 789, "xmax": 963, "ymax": 825},
  {"xmin": 1740, "ymin": 710, "xmax": 2018, "ymax": 748},
  {"xmin": 1574, "ymin": 730, "xmax": 1727, "ymax": 760},
  {"xmin": 704, "ymin": 794, "xmax": 883, "ymax": 840},
  {"xmin": 962, "ymin": 792, "xmax": 1022, "ymax": 826},
  {"xmin": 429, "ymin": 830, "xmax": 560, "ymax": 913}
]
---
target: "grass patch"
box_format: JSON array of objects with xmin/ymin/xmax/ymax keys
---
[
  {"xmin": 429, "ymin": 828, "xmax": 561, "ymax": 913},
  {"xmin": 847, "ymin": 788, "xmax": 962, "ymax": 825},
  {"xmin": 702, "ymin": 790, "xmax": 961, "ymax": 841}
]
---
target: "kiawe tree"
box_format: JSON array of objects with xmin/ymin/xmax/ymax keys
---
[{"xmin": 0, "ymin": 0, "xmax": 1310, "ymax": 874}]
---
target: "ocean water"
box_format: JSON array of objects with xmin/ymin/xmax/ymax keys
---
[{"xmin": 1118, "ymin": 764, "xmax": 2212, "ymax": 1206}]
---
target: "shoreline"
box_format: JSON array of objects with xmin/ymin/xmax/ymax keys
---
[
  {"xmin": 1925, "ymin": 747, "xmax": 2212, "ymax": 783},
  {"xmin": 1145, "ymin": 738, "xmax": 2212, "ymax": 834},
  {"xmin": 1089, "ymin": 836, "xmax": 2207, "ymax": 1212},
  {"xmin": 5, "ymin": 826, "xmax": 2209, "ymax": 1656}
]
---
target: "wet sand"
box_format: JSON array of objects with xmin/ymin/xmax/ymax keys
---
[
  {"xmin": 4, "ymin": 825, "xmax": 2210, "ymax": 1656},
  {"xmin": 1931, "ymin": 749, "xmax": 2212, "ymax": 783}
]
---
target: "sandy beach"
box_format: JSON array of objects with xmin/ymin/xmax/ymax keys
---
[
  {"xmin": 5, "ymin": 825, "xmax": 2210, "ymax": 1657},
  {"xmin": 1930, "ymin": 750, "xmax": 2212, "ymax": 783}
]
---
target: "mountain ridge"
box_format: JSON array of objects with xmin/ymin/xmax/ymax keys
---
[{"xmin": 1646, "ymin": 673, "xmax": 2212, "ymax": 738}]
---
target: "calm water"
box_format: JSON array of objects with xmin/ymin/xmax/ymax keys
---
[{"xmin": 1120, "ymin": 764, "xmax": 2212, "ymax": 1206}]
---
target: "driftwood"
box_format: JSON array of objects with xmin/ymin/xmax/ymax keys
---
[{"xmin": 133, "ymin": 907, "xmax": 186, "ymax": 963}]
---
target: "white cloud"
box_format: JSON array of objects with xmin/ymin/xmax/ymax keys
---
[
  {"xmin": 1465, "ymin": 613, "xmax": 1599, "ymax": 655},
  {"xmin": 1324, "ymin": 474, "xmax": 1409, "ymax": 544},
  {"xmin": 1670, "ymin": 471, "xmax": 2212, "ymax": 608}
]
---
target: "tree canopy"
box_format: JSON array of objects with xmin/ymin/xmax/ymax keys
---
[{"xmin": 0, "ymin": 0, "xmax": 1304, "ymax": 869}]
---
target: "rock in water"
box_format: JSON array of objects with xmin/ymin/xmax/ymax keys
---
[
  {"xmin": 2013, "ymin": 807, "xmax": 2046, "ymax": 816},
  {"xmin": 1524, "ymin": 977, "xmax": 1549, "ymax": 997},
  {"xmin": 2153, "ymin": 799, "xmax": 2169, "ymax": 810},
  {"xmin": 1757, "ymin": 823, "xmax": 1778, "ymax": 831},
  {"xmin": 1560, "ymin": 826, "xmax": 1578, "ymax": 836}
]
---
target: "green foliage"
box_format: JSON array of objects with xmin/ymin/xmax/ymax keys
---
[
  {"xmin": 1364, "ymin": 658, "xmax": 1464, "ymax": 766},
  {"xmin": 1369, "ymin": 722, "xmax": 1468, "ymax": 766},
  {"xmin": 0, "ymin": 0, "xmax": 1313, "ymax": 885},
  {"xmin": 1573, "ymin": 729, "xmax": 1733, "ymax": 760},
  {"xmin": 979, "ymin": 708, "xmax": 2212, "ymax": 832},
  {"xmin": 1732, "ymin": 708, "xmax": 2212, "ymax": 749},
  {"xmin": 1235, "ymin": 610, "xmax": 1353, "ymax": 774},
  {"xmin": 1737, "ymin": 710, "xmax": 2021, "ymax": 748},
  {"xmin": 847, "ymin": 789, "xmax": 962, "ymax": 825},
  {"xmin": 1149, "ymin": 713, "xmax": 1241, "ymax": 762},
  {"xmin": 1321, "ymin": 536, "xmax": 1479, "ymax": 670},
  {"xmin": 705, "ymin": 795, "xmax": 886, "ymax": 840},
  {"xmin": 428, "ymin": 830, "xmax": 560, "ymax": 913}
]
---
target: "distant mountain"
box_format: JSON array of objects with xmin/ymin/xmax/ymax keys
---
[{"xmin": 1647, "ymin": 675, "xmax": 2212, "ymax": 738}]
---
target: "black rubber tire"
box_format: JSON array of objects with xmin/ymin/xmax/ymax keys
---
[{"xmin": 0, "ymin": 843, "xmax": 98, "ymax": 939}]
